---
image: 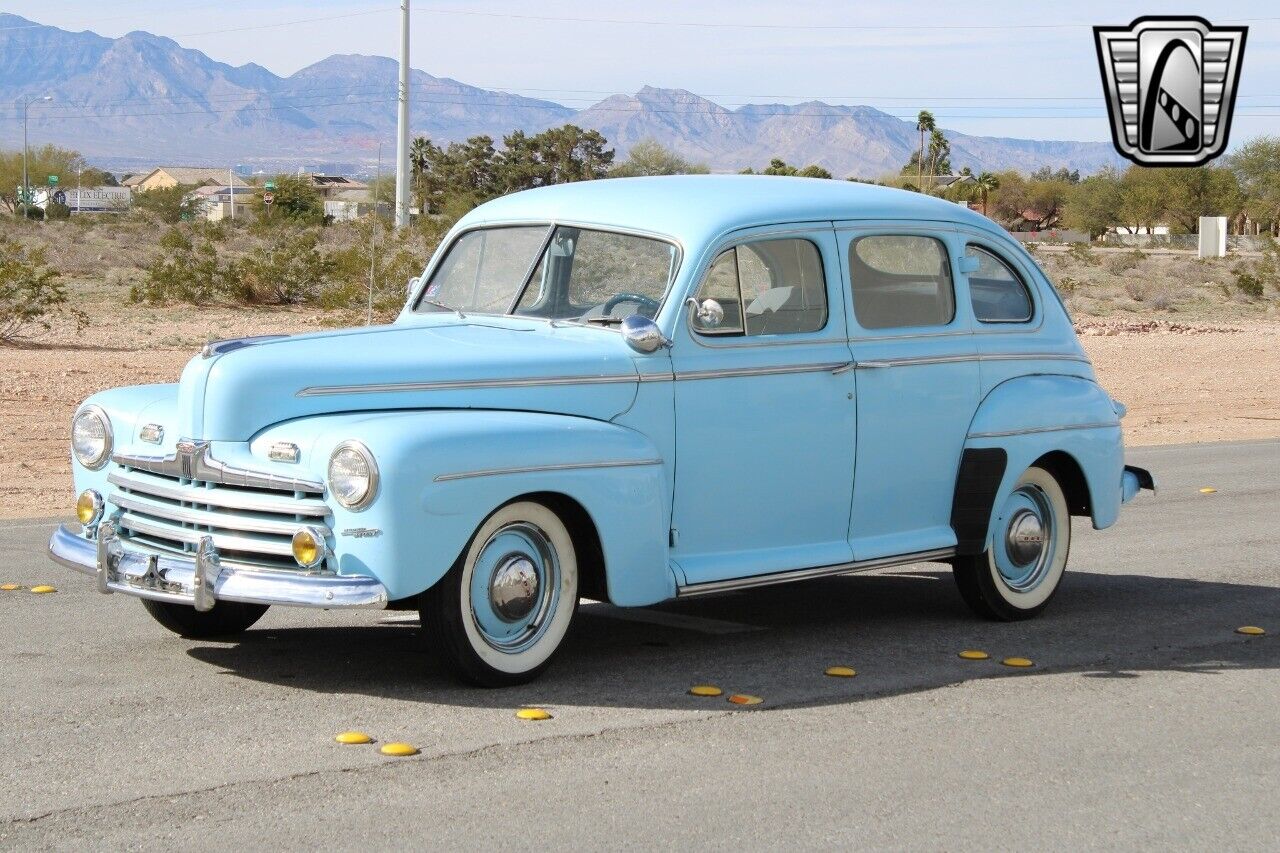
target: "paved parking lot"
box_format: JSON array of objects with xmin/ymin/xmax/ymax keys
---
[{"xmin": 1, "ymin": 440, "xmax": 1276, "ymax": 849}]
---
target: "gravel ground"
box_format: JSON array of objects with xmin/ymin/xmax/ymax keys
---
[{"xmin": 1, "ymin": 313, "xmax": 1277, "ymax": 519}]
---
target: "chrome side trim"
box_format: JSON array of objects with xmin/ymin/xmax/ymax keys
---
[
  {"xmin": 434, "ymin": 458, "xmax": 664, "ymax": 483},
  {"xmin": 113, "ymin": 440, "xmax": 324, "ymax": 494},
  {"xmin": 851, "ymin": 352, "xmax": 1092, "ymax": 369},
  {"xmin": 48, "ymin": 523, "xmax": 387, "ymax": 609},
  {"xmin": 201, "ymin": 334, "xmax": 288, "ymax": 359},
  {"xmin": 296, "ymin": 373, "xmax": 640, "ymax": 397},
  {"xmin": 677, "ymin": 547, "xmax": 957, "ymax": 597},
  {"xmin": 968, "ymin": 421, "xmax": 1121, "ymax": 439},
  {"xmin": 108, "ymin": 471, "xmax": 329, "ymax": 517},
  {"xmin": 674, "ymin": 362, "xmax": 849, "ymax": 382},
  {"xmin": 979, "ymin": 352, "xmax": 1092, "ymax": 364},
  {"xmin": 109, "ymin": 492, "xmax": 331, "ymax": 538}
]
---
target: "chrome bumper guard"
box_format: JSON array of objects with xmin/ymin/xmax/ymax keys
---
[
  {"xmin": 48, "ymin": 522, "xmax": 387, "ymax": 610},
  {"xmin": 1121, "ymin": 464, "xmax": 1157, "ymax": 503}
]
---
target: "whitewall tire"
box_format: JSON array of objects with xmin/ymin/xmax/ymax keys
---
[
  {"xmin": 421, "ymin": 500, "xmax": 579, "ymax": 686},
  {"xmin": 952, "ymin": 465, "xmax": 1071, "ymax": 621}
]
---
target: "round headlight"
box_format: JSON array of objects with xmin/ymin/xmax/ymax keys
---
[
  {"xmin": 327, "ymin": 441, "xmax": 378, "ymax": 510},
  {"xmin": 72, "ymin": 406, "xmax": 113, "ymax": 470}
]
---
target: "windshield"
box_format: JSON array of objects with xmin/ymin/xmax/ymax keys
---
[{"xmin": 415, "ymin": 225, "xmax": 678, "ymax": 324}]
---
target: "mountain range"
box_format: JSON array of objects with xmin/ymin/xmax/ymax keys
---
[{"xmin": 0, "ymin": 13, "xmax": 1124, "ymax": 177}]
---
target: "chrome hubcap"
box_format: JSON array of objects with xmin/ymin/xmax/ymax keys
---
[
  {"xmin": 489, "ymin": 555, "xmax": 540, "ymax": 621},
  {"xmin": 1005, "ymin": 509, "xmax": 1045, "ymax": 566}
]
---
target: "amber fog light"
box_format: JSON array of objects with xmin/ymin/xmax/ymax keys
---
[
  {"xmin": 76, "ymin": 489, "xmax": 104, "ymax": 526},
  {"xmin": 291, "ymin": 526, "xmax": 326, "ymax": 569}
]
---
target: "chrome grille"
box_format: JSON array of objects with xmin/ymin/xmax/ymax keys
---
[{"xmin": 107, "ymin": 468, "xmax": 330, "ymax": 572}]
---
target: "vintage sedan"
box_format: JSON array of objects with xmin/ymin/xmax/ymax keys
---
[{"xmin": 50, "ymin": 176, "xmax": 1154, "ymax": 686}]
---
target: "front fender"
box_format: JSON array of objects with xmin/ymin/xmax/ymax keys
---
[
  {"xmin": 964, "ymin": 374, "xmax": 1125, "ymax": 547},
  {"xmin": 256, "ymin": 410, "xmax": 673, "ymax": 605}
]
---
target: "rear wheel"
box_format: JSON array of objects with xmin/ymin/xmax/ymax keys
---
[
  {"xmin": 952, "ymin": 465, "xmax": 1070, "ymax": 621},
  {"xmin": 141, "ymin": 599, "xmax": 269, "ymax": 638},
  {"xmin": 421, "ymin": 500, "xmax": 579, "ymax": 687}
]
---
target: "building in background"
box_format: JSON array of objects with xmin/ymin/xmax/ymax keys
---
[
  {"xmin": 189, "ymin": 185, "xmax": 253, "ymax": 222},
  {"xmin": 131, "ymin": 167, "xmax": 250, "ymax": 193},
  {"xmin": 305, "ymin": 174, "xmax": 369, "ymax": 200}
]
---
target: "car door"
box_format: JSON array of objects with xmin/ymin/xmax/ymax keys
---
[
  {"xmin": 835, "ymin": 224, "xmax": 980, "ymax": 561},
  {"xmin": 669, "ymin": 226, "xmax": 857, "ymax": 586}
]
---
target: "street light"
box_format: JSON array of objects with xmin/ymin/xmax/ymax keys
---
[{"xmin": 19, "ymin": 94, "xmax": 53, "ymax": 219}]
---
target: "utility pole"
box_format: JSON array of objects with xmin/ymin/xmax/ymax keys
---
[
  {"xmin": 19, "ymin": 94, "xmax": 52, "ymax": 219},
  {"xmin": 229, "ymin": 167, "xmax": 235, "ymax": 221},
  {"xmin": 369, "ymin": 142, "xmax": 382, "ymax": 326},
  {"xmin": 394, "ymin": 0, "xmax": 411, "ymax": 229}
]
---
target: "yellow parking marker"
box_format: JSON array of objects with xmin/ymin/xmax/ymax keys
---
[
  {"xmin": 515, "ymin": 708, "xmax": 553, "ymax": 721},
  {"xmin": 727, "ymin": 694, "xmax": 763, "ymax": 706},
  {"xmin": 1002, "ymin": 657, "xmax": 1035, "ymax": 668},
  {"xmin": 958, "ymin": 650, "xmax": 990, "ymax": 660},
  {"xmin": 689, "ymin": 684, "xmax": 723, "ymax": 697},
  {"xmin": 1, "ymin": 583, "xmax": 22, "ymax": 591},
  {"xmin": 334, "ymin": 731, "xmax": 373, "ymax": 745},
  {"xmin": 379, "ymin": 742, "xmax": 419, "ymax": 757},
  {"xmin": 1236, "ymin": 626, "xmax": 1266, "ymax": 636},
  {"xmin": 29, "ymin": 585, "xmax": 56, "ymax": 594},
  {"xmin": 1199, "ymin": 487, "xmax": 1218, "ymax": 494},
  {"xmin": 824, "ymin": 666, "xmax": 856, "ymax": 678}
]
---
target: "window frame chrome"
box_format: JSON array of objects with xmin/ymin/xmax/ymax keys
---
[{"xmin": 963, "ymin": 241, "xmax": 1037, "ymax": 325}]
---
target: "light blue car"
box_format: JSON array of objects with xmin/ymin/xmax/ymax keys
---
[{"xmin": 50, "ymin": 176, "xmax": 1154, "ymax": 686}]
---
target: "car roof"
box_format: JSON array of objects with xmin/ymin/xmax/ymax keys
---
[{"xmin": 457, "ymin": 174, "xmax": 1006, "ymax": 246}]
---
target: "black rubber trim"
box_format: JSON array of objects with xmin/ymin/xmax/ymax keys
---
[
  {"xmin": 1125, "ymin": 464, "xmax": 1157, "ymax": 492},
  {"xmin": 950, "ymin": 448, "xmax": 1008, "ymax": 555}
]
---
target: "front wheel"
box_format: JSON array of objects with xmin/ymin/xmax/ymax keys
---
[
  {"xmin": 141, "ymin": 599, "xmax": 269, "ymax": 638},
  {"xmin": 421, "ymin": 501, "xmax": 579, "ymax": 687},
  {"xmin": 952, "ymin": 465, "xmax": 1071, "ymax": 621}
]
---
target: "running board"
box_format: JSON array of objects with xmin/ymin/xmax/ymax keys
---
[{"xmin": 676, "ymin": 547, "xmax": 958, "ymax": 598}]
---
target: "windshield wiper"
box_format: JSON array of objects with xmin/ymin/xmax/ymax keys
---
[{"xmin": 422, "ymin": 299, "xmax": 465, "ymax": 319}]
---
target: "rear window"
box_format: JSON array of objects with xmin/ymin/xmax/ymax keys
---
[
  {"xmin": 966, "ymin": 245, "xmax": 1034, "ymax": 323},
  {"xmin": 848, "ymin": 235, "xmax": 955, "ymax": 330}
]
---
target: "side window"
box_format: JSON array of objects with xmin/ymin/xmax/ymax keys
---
[
  {"xmin": 966, "ymin": 245, "xmax": 1034, "ymax": 323},
  {"xmin": 690, "ymin": 238, "xmax": 827, "ymax": 336},
  {"xmin": 848, "ymin": 235, "xmax": 955, "ymax": 330}
]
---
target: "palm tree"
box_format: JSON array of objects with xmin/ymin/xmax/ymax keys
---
[
  {"xmin": 409, "ymin": 136, "xmax": 432, "ymax": 212},
  {"xmin": 926, "ymin": 128, "xmax": 948, "ymax": 192},
  {"xmin": 915, "ymin": 110, "xmax": 935, "ymax": 192},
  {"xmin": 976, "ymin": 171, "xmax": 1000, "ymax": 217}
]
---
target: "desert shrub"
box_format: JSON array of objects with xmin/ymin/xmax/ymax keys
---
[
  {"xmin": 1054, "ymin": 276, "xmax": 1079, "ymax": 294},
  {"xmin": 19, "ymin": 205, "xmax": 44, "ymax": 221},
  {"xmin": 1231, "ymin": 265, "xmax": 1265, "ymax": 299},
  {"xmin": 1149, "ymin": 290, "xmax": 1174, "ymax": 311},
  {"xmin": 1066, "ymin": 242, "xmax": 1099, "ymax": 265},
  {"xmin": 1123, "ymin": 280, "xmax": 1148, "ymax": 302},
  {"xmin": 0, "ymin": 236, "xmax": 87, "ymax": 342},
  {"xmin": 228, "ymin": 229, "xmax": 331, "ymax": 304},
  {"xmin": 45, "ymin": 201, "xmax": 71, "ymax": 220},
  {"xmin": 132, "ymin": 228, "xmax": 229, "ymax": 304},
  {"xmin": 321, "ymin": 220, "xmax": 426, "ymax": 313}
]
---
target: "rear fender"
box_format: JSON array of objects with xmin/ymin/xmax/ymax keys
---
[{"xmin": 962, "ymin": 375, "xmax": 1124, "ymax": 551}]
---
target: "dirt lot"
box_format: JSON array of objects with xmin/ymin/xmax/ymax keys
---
[{"xmin": 2, "ymin": 306, "xmax": 1278, "ymax": 519}]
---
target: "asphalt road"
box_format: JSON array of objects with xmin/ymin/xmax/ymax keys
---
[{"xmin": 1, "ymin": 440, "xmax": 1277, "ymax": 850}]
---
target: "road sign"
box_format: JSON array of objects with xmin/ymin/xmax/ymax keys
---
[
  {"xmin": 48, "ymin": 175, "xmax": 58, "ymax": 185},
  {"xmin": 262, "ymin": 191, "xmax": 275, "ymax": 206},
  {"xmin": 264, "ymin": 181, "xmax": 276, "ymax": 190}
]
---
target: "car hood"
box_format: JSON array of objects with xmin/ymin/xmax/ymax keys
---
[{"xmin": 173, "ymin": 319, "xmax": 644, "ymax": 441}]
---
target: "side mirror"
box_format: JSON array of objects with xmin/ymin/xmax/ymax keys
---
[
  {"xmin": 958, "ymin": 256, "xmax": 980, "ymax": 274},
  {"xmin": 621, "ymin": 315, "xmax": 671, "ymax": 354},
  {"xmin": 406, "ymin": 276, "xmax": 422, "ymax": 297}
]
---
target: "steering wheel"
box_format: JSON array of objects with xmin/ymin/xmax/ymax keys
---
[{"xmin": 603, "ymin": 292, "xmax": 661, "ymax": 317}]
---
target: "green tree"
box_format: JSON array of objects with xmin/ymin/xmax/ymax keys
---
[
  {"xmin": 925, "ymin": 129, "xmax": 951, "ymax": 191},
  {"xmin": 251, "ymin": 174, "xmax": 323, "ymax": 225},
  {"xmin": 753, "ymin": 157, "xmax": 832, "ymax": 178},
  {"xmin": 915, "ymin": 110, "xmax": 935, "ymax": 192},
  {"xmin": 610, "ymin": 139, "xmax": 709, "ymax": 176},
  {"xmin": 0, "ymin": 236, "xmax": 87, "ymax": 342},
  {"xmin": 1225, "ymin": 137, "xmax": 1280, "ymax": 234},
  {"xmin": 131, "ymin": 184, "xmax": 197, "ymax": 223},
  {"xmin": 0, "ymin": 145, "xmax": 111, "ymax": 214},
  {"xmin": 1062, "ymin": 168, "xmax": 1123, "ymax": 236},
  {"xmin": 975, "ymin": 171, "xmax": 1000, "ymax": 217},
  {"xmin": 1157, "ymin": 166, "xmax": 1243, "ymax": 233},
  {"xmin": 1117, "ymin": 168, "xmax": 1168, "ymax": 234}
]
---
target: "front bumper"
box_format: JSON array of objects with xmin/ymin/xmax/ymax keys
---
[{"xmin": 48, "ymin": 522, "xmax": 387, "ymax": 610}]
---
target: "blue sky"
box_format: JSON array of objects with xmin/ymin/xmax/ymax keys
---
[{"xmin": 5, "ymin": 0, "xmax": 1278, "ymax": 142}]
